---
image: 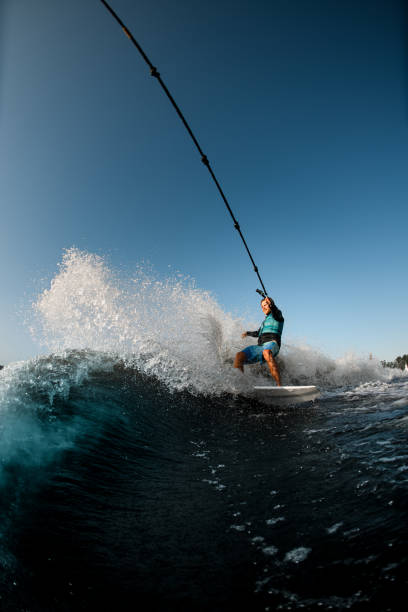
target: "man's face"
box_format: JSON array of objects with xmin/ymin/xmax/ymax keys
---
[{"xmin": 261, "ymin": 299, "xmax": 272, "ymax": 315}]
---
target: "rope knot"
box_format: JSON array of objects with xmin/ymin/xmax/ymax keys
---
[
  {"xmin": 201, "ymin": 155, "xmax": 209, "ymax": 166},
  {"xmin": 150, "ymin": 66, "xmax": 160, "ymax": 78}
]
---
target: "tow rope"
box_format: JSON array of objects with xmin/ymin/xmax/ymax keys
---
[{"xmin": 100, "ymin": 0, "xmax": 269, "ymax": 298}]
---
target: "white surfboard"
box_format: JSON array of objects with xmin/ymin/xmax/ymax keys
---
[{"xmin": 253, "ymin": 385, "xmax": 318, "ymax": 398}]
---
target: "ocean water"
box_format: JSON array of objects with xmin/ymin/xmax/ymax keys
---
[{"xmin": 0, "ymin": 249, "xmax": 407, "ymax": 611}]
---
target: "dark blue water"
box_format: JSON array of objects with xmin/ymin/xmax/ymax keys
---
[{"xmin": 0, "ymin": 352, "xmax": 407, "ymax": 611}]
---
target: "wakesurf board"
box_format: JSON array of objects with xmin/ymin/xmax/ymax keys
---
[{"xmin": 253, "ymin": 385, "xmax": 318, "ymax": 398}]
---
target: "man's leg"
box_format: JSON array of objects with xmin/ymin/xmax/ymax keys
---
[
  {"xmin": 263, "ymin": 349, "xmax": 281, "ymax": 386},
  {"xmin": 234, "ymin": 351, "xmax": 246, "ymax": 372}
]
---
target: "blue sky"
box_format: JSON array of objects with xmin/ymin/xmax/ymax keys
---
[{"xmin": 1, "ymin": 0, "xmax": 407, "ymax": 364}]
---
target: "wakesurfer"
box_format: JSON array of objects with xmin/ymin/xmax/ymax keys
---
[{"xmin": 234, "ymin": 296, "xmax": 284, "ymax": 385}]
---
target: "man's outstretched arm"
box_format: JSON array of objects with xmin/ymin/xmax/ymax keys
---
[{"xmin": 241, "ymin": 329, "xmax": 259, "ymax": 338}]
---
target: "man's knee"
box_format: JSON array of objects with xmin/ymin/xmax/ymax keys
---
[
  {"xmin": 234, "ymin": 351, "xmax": 246, "ymax": 368},
  {"xmin": 263, "ymin": 349, "xmax": 273, "ymax": 362}
]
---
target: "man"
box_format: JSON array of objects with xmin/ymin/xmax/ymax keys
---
[{"xmin": 234, "ymin": 296, "xmax": 284, "ymax": 386}]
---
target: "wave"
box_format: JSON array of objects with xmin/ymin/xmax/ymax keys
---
[
  {"xmin": 26, "ymin": 248, "xmax": 402, "ymax": 395},
  {"xmin": 0, "ymin": 248, "xmax": 401, "ymax": 500},
  {"xmin": 0, "ymin": 250, "xmax": 405, "ymax": 609},
  {"xmin": 0, "ymin": 339, "xmax": 405, "ymax": 508},
  {"xmin": 0, "ymin": 346, "xmax": 406, "ymax": 610}
]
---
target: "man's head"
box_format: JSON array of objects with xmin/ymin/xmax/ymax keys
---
[{"xmin": 261, "ymin": 297, "xmax": 273, "ymax": 315}]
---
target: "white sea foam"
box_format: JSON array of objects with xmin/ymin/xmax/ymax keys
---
[
  {"xmin": 266, "ymin": 517, "xmax": 285, "ymax": 526},
  {"xmin": 326, "ymin": 521, "xmax": 344, "ymax": 534},
  {"xmin": 251, "ymin": 536, "xmax": 265, "ymax": 544},
  {"xmin": 284, "ymin": 547, "xmax": 311, "ymax": 563},
  {"xmin": 28, "ymin": 248, "xmax": 402, "ymax": 396},
  {"xmin": 262, "ymin": 545, "xmax": 279, "ymax": 556}
]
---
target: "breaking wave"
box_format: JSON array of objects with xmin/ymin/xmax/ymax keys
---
[{"xmin": 28, "ymin": 248, "xmax": 401, "ymax": 394}]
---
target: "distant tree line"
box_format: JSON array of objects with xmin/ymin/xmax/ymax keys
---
[{"xmin": 381, "ymin": 354, "xmax": 408, "ymax": 369}]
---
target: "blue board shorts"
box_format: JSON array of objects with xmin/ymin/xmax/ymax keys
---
[{"xmin": 242, "ymin": 341, "xmax": 280, "ymax": 364}]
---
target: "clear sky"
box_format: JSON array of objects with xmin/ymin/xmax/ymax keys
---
[{"xmin": 1, "ymin": 0, "xmax": 407, "ymax": 364}]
